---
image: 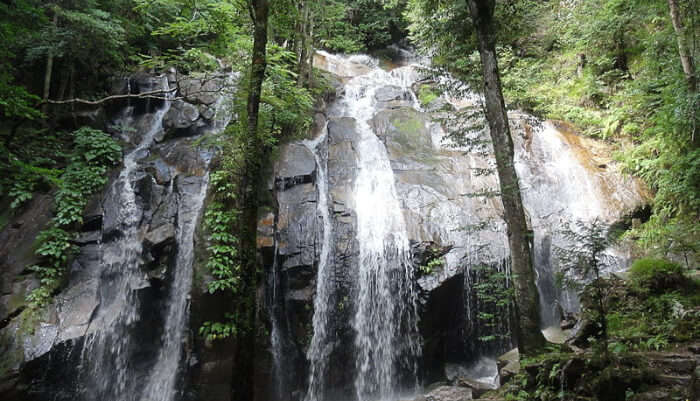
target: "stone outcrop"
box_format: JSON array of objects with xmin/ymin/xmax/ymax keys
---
[
  {"xmin": 256, "ymin": 54, "xmax": 650, "ymax": 401},
  {"xmin": 0, "ymin": 71, "xmax": 233, "ymax": 401}
]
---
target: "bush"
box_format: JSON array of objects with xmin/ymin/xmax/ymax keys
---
[{"xmin": 628, "ymin": 258, "xmax": 685, "ymax": 292}]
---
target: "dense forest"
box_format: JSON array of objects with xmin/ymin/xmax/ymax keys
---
[{"xmin": 0, "ymin": 1, "xmax": 698, "ymax": 401}]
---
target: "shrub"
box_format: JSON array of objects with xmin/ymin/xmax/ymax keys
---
[{"xmin": 628, "ymin": 258, "xmax": 685, "ymax": 292}]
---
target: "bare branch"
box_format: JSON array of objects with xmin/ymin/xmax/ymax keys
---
[{"xmin": 42, "ymin": 87, "xmax": 180, "ymax": 106}]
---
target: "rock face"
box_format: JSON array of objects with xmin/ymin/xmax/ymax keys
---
[
  {"xmin": 416, "ymin": 385, "xmax": 473, "ymax": 401},
  {"xmin": 0, "ymin": 72, "xmax": 234, "ymax": 401},
  {"xmin": 256, "ymin": 52, "xmax": 649, "ymax": 401}
]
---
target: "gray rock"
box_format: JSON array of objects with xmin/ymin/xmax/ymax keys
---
[
  {"xmin": 497, "ymin": 349, "xmax": 520, "ymax": 386},
  {"xmin": 275, "ymin": 143, "xmax": 316, "ymax": 188},
  {"xmin": 56, "ymin": 279, "xmax": 99, "ymax": 342},
  {"xmin": 199, "ymin": 104, "xmax": 216, "ymax": 120},
  {"xmin": 180, "ymin": 75, "xmax": 227, "ymax": 105},
  {"xmin": 375, "ymin": 85, "xmax": 405, "ymax": 102},
  {"xmin": 23, "ymin": 322, "xmax": 58, "ymax": 360},
  {"xmin": 165, "ymin": 100, "xmax": 200, "ymax": 128},
  {"xmin": 145, "ymin": 223, "xmax": 176, "ymax": 247},
  {"xmin": 420, "ymin": 385, "xmax": 473, "ymax": 401}
]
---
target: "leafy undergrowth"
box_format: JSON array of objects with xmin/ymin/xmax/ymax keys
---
[{"xmin": 498, "ymin": 260, "xmax": 699, "ymax": 401}]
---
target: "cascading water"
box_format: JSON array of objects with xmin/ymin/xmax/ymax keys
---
[
  {"xmin": 74, "ymin": 73, "xmax": 230, "ymax": 401},
  {"xmin": 303, "ymin": 125, "xmax": 334, "ymax": 401},
  {"xmin": 300, "ymin": 53, "xmax": 422, "ymax": 401},
  {"xmin": 141, "ymin": 174, "xmax": 210, "ymax": 401},
  {"xmin": 82, "ymin": 76, "xmax": 174, "ymax": 401},
  {"xmin": 347, "ymin": 68, "xmax": 421, "ymax": 401},
  {"xmin": 270, "ymin": 48, "xmax": 648, "ymax": 401}
]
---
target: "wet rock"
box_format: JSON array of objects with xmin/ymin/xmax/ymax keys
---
[
  {"xmin": 23, "ymin": 322, "xmax": 58, "ymax": 361},
  {"xmin": 55, "ymin": 279, "xmax": 99, "ymax": 342},
  {"xmin": 74, "ymin": 230, "xmax": 101, "ymax": 245},
  {"xmin": 257, "ymin": 212, "xmax": 275, "ymax": 249},
  {"xmin": 145, "ymin": 158, "xmax": 173, "ymax": 185},
  {"xmin": 497, "ymin": 349, "xmax": 520, "ymax": 385},
  {"xmin": 160, "ymin": 139, "xmax": 208, "ymax": 176},
  {"xmin": 164, "ymin": 100, "xmax": 200, "ymax": 129},
  {"xmin": 275, "ymin": 143, "xmax": 316, "ymax": 190},
  {"xmin": 425, "ymin": 97, "xmax": 453, "ymax": 112},
  {"xmin": 199, "ymin": 104, "xmax": 216, "ymax": 120},
  {"xmin": 161, "ymin": 99, "xmax": 206, "ymax": 141},
  {"xmin": 145, "ymin": 223, "xmax": 176, "ymax": 247},
  {"xmin": 375, "ymin": 85, "xmax": 405, "ymax": 102},
  {"xmin": 454, "ymin": 377, "xmax": 494, "ymax": 399},
  {"xmin": 418, "ymin": 385, "xmax": 473, "ymax": 401},
  {"xmin": 180, "ymin": 74, "xmax": 228, "ymax": 105}
]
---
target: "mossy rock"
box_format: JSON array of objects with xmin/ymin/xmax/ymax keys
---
[{"xmin": 629, "ymin": 258, "xmax": 686, "ymax": 293}]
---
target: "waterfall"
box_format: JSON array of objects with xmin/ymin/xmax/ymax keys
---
[
  {"xmin": 303, "ymin": 124, "xmax": 334, "ymax": 401},
  {"xmin": 330, "ymin": 56, "xmax": 422, "ymax": 401},
  {"xmin": 74, "ymin": 73, "xmax": 231, "ymax": 401},
  {"xmin": 140, "ymin": 174, "xmax": 210, "ymax": 401},
  {"xmin": 349, "ymin": 73, "xmax": 420, "ymax": 401},
  {"xmin": 81, "ymin": 76, "xmax": 174, "ymax": 401}
]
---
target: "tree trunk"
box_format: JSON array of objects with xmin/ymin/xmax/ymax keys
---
[
  {"xmin": 668, "ymin": 0, "xmax": 697, "ymax": 93},
  {"xmin": 234, "ymin": 1, "xmax": 269, "ymax": 400},
  {"xmin": 297, "ymin": 0, "xmax": 310, "ymax": 87},
  {"xmin": 42, "ymin": 13, "xmax": 58, "ymax": 115},
  {"xmin": 466, "ymin": 0, "xmax": 546, "ymax": 356}
]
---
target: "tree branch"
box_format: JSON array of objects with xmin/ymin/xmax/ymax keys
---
[{"xmin": 41, "ymin": 87, "xmax": 179, "ymax": 106}]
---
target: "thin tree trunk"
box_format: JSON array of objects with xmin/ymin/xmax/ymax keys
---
[
  {"xmin": 668, "ymin": 0, "xmax": 698, "ymax": 144},
  {"xmin": 668, "ymin": 0, "xmax": 697, "ymax": 92},
  {"xmin": 297, "ymin": 0, "xmax": 309, "ymax": 87},
  {"xmin": 235, "ymin": 0, "xmax": 269, "ymax": 400},
  {"xmin": 466, "ymin": 0, "xmax": 546, "ymax": 356},
  {"xmin": 42, "ymin": 13, "xmax": 58, "ymax": 115}
]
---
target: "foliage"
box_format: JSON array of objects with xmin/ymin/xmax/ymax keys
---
[
  {"xmin": 25, "ymin": 127, "xmax": 120, "ymax": 309},
  {"xmin": 418, "ymin": 256, "xmax": 442, "ymax": 275},
  {"xmin": 555, "ymin": 219, "xmax": 617, "ymax": 357},
  {"xmin": 471, "ymin": 264, "xmax": 514, "ymax": 345},
  {"xmin": 416, "ymin": 83, "xmax": 439, "ymax": 107},
  {"xmin": 199, "ymin": 313, "xmax": 237, "ymax": 341},
  {"xmin": 628, "ymin": 258, "xmax": 686, "ymax": 292}
]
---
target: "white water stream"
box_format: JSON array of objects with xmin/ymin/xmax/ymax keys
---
[{"xmin": 303, "ymin": 52, "xmax": 422, "ymax": 401}]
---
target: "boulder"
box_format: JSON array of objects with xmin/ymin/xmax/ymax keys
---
[
  {"xmin": 163, "ymin": 100, "xmax": 200, "ymax": 130},
  {"xmin": 418, "ymin": 385, "xmax": 473, "ymax": 401},
  {"xmin": 145, "ymin": 223, "xmax": 176, "ymax": 247},
  {"xmin": 454, "ymin": 377, "xmax": 494, "ymax": 399},
  {"xmin": 179, "ymin": 75, "xmax": 227, "ymax": 105},
  {"xmin": 497, "ymin": 348, "xmax": 520, "ymax": 385}
]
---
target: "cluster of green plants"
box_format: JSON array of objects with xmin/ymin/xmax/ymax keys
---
[
  {"xmin": 504, "ymin": 348, "xmax": 655, "ymax": 401},
  {"xmin": 24, "ymin": 127, "xmax": 121, "ymax": 309},
  {"xmin": 416, "ymin": 83, "xmax": 440, "ymax": 108},
  {"xmin": 606, "ymin": 258, "xmax": 700, "ymax": 350},
  {"xmin": 471, "ymin": 264, "xmax": 514, "ymax": 345},
  {"xmin": 418, "ymin": 255, "xmax": 443, "ymax": 275}
]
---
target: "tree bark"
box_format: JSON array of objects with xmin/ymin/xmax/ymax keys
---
[
  {"xmin": 42, "ymin": 13, "xmax": 58, "ymax": 115},
  {"xmin": 466, "ymin": 0, "xmax": 546, "ymax": 355},
  {"xmin": 668, "ymin": 0, "xmax": 697, "ymax": 93},
  {"xmin": 234, "ymin": 0, "xmax": 269, "ymax": 400}
]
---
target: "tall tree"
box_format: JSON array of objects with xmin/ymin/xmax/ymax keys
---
[
  {"xmin": 466, "ymin": 0, "xmax": 546, "ymax": 355},
  {"xmin": 667, "ymin": 0, "xmax": 697, "ymax": 93},
  {"xmin": 234, "ymin": 0, "xmax": 269, "ymax": 399},
  {"xmin": 234, "ymin": 0, "xmax": 270, "ymax": 400}
]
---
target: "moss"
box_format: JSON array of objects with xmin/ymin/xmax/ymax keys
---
[
  {"xmin": 389, "ymin": 110, "xmax": 430, "ymax": 150},
  {"xmin": 0, "ymin": 329, "xmax": 25, "ymax": 380},
  {"xmin": 628, "ymin": 258, "xmax": 686, "ymax": 292},
  {"xmin": 416, "ymin": 84, "xmax": 440, "ymax": 107}
]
